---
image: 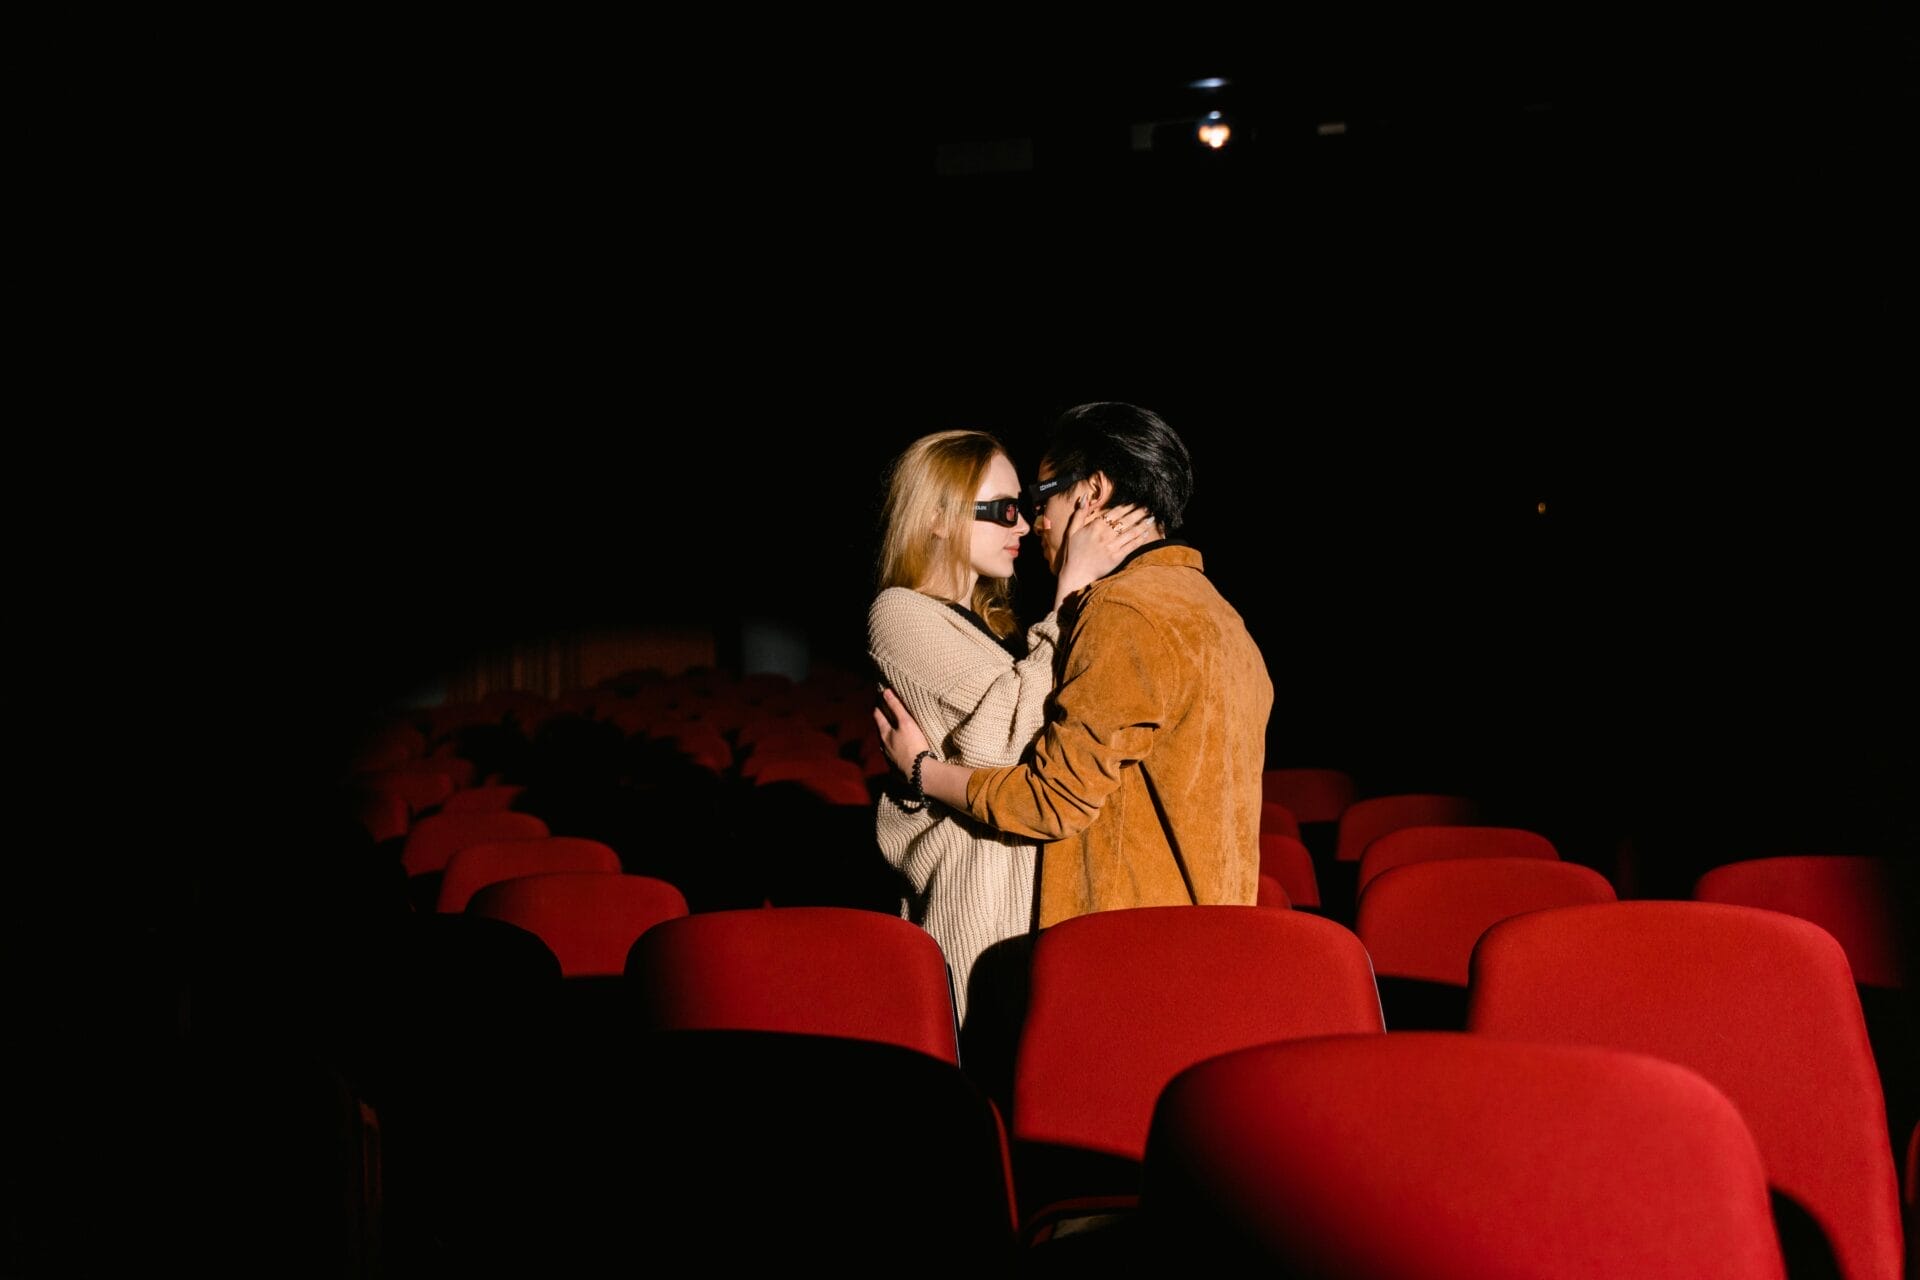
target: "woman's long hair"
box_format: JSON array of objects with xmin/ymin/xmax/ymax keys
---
[{"xmin": 876, "ymin": 430, "xmax": 1018, "ymax": 639}]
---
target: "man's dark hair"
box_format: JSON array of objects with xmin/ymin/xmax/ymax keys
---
[{"xmin": 1044, "ymin": 402, "xmax": 1194, "ymax": 533}]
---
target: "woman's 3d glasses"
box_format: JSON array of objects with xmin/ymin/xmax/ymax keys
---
[{"xmin": 973, "ymin": 497, "xmax": 1029, "ymax": 528}]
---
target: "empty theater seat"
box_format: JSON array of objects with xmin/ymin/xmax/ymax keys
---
[
  {"xmin": 1010, "ymin": 905, "xmax": 1383, "ymax": 1241},
  {"xmin": 625, "ymin": 906, "xmax": 962, "ymax": 1065},
  {"xmin": 1140, "ymin": 1032, "xmax": 1788, "ymax": 1277},
  {"xmin": 1468, "ymin": 900, "xmax": 1904, "ymax": 1280}
]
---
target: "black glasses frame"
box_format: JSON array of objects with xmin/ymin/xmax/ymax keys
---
[
  {"xmin": 1025, "ymin": 470, "xmax": 1083, "ymax": 514},
  {"xmin": 973, "ymin": 497, "xmax": 1028, "ymax": 528}
]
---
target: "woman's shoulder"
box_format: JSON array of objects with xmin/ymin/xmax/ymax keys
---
[
  {"xmin": 870, "ymin": 586, "xmax": 944, "ymax": 639},
  {"xmin": 869, "ymin": 586, "xmax": 956, "ymax": 623},
  {"xmin": 869, "ymin": 588, "xmax": 1000, "ymax": 659}
]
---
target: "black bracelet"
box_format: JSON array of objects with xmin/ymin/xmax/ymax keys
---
[{"xmin": 899, "ymin": 749, "xmax": 935, "ymax": 813}]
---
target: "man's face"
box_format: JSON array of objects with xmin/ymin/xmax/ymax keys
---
[{"xmin": 1027, "ymin": 458, "xmax": 1087, "ymax": 575}]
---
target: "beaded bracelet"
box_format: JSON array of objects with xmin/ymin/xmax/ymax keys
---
[{"xmin": 899, "ymin": 749, "xmax": 935, "ymax": 813}]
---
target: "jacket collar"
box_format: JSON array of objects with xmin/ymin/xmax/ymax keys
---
[
  {"xmin": 1060, "ymin": 539, "xmax": 1201, "ymax": 632},
  {"xmin": 1107, "ymin": 537, "xmax": 1200, "ymax": 578}
]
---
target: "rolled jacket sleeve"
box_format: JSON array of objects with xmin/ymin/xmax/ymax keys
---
[{"xmin": 964, "ymin": 598, "xmax": 1167, "ymax": 840}]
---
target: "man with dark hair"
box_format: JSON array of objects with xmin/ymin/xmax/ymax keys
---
[{"xmin": 875, "ymin": 401, "xmax": 1273, "ymax": 927}]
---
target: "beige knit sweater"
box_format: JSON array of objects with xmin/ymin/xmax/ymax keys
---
[{"xmin": 868, "ymin": 587, "xmax": 1060, "ymax": 1032}]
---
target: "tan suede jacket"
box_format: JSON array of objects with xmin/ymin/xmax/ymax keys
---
[{"xmin": 963, "ymin": 543, "xmax": 1274, "ymax": 927}]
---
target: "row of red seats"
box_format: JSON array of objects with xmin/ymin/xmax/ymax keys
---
[
  {"xmin": 395, "ymin": 801, "xmax": 1910, "ymax": 1001},
  {"xmin": 347, "ymin": 718, "xmax": 1911, "ymax": 1087},
  {"xmin": 382, "ymin": 896, "xmax": 1910, "ymax": 1275},
  {"xmin": 348, "ymin": 714, "xmax": 1910, "ymax": 1017},
  {"xmin": 346, "ymin": 677, "xmax": 888, "ymax": 844},
  {"xmin": 322, "ymin": 706, "xmax": 1912, "ymax": 1274}
]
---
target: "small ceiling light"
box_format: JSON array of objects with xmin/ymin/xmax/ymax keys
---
[
  {"xmin": 1188, "ymin": 77, "xmax": 1230, "ymax": 91},
  {"xmin": 1197, "ymin": 110, "xmax": 1231, "ymax": 149}
]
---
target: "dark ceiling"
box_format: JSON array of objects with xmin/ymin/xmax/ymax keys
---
[
  {"xmin": 931, "ymin": 45, "xmax": 1912, "ymax": 183},
  {"xmin": 189, "ymin": 24, "xmax": 1917, "ymax": 738}
]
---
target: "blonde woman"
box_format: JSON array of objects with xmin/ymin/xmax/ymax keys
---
[{"xmin": 868, "ymin": 429, "xmax": 1152, "ymax": 1079}]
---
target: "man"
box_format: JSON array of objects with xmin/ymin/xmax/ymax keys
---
[{"xmin": 874, "ymin": 401, "xmax": 1274, "ymax": 927}]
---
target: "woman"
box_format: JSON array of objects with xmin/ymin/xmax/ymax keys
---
[{"xmin": 868, "ymin": 429, "xmax": 1152, "ymax": 1058}]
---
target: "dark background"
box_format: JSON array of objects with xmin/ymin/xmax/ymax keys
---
[
  {"xmin": 265, "ymin": 26, "xmax": 1914, "ymax": 845},
  {"xmin": 66, "ymin": 23, "xmax": 1912, "ymax": 882},
  {"xmin": 24, "ymin": 22, "xmax": 1915, "ymax": 1272}
]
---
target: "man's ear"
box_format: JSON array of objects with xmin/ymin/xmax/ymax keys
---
[{"xmin": 1083, "ymin": 471, "xmax": 1113, "ymax": 512}]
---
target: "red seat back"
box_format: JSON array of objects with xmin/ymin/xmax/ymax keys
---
[
  {"xmin": 1258, "ymin": 833, "xmax": 1320, "ymax": 909},
  {"xmin": 750, "ymin": 756, "xmax": 872, "ymax": 805},
  {"xmin": 1357, "ymin": 857, "xmax": 1615, "ymax": 986},
  {"xmin": 467, "ymin": 872, "xmax": 688, "ymax": 977},
  {"xmin": 1468, "ymin": 901, "xmax": 1904, "ymax": 1280},
  {"xmin": 1259, "ymin": 801, "xmax": 1300, "ymax": 839},
  {"xmin": 1357, "ymin": 824, "xmax": 1558, "ymax": 897},
  {"xmin": 1259, "ymin": 768, "xmax": 1358, "ymax": 824},
  {"xmin": 401, "ymin": 811, "xmax": 550, "ymax": 877},
  {"xmin": 1693, "ymin": 855, "xmax": 1913, "ymax": 989},
  {"xmin": 1334, "ymin": 793, "xmax": 1479, "ymax": 862},
  {"xmin": 438, "ymin": 784, "xmax": 528, "ymax": 816},
  {"xmin": 437, "ymin": 836, "xmax": 623, "ymax": 913},
  {"xmin": 626, "ymin": 906, "xmax": 961, "ymax": 1065},
  {"xmin": 1144, "ymin": 1033, "xmax": 1787, "ymax": 1278},
  {"xmin": 1015, "ymin": 906, "xmax": 1383, "ymax": 1165}
]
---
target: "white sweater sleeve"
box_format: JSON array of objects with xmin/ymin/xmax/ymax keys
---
[{"xmin": 868, "ymin": 589, "xmax": 1060, "ymax": 769}]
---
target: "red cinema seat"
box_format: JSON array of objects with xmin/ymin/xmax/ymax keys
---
[
  {"xmin": 400, "ymin": 811, "xmax": 550, "ymax": 878},
  {"xmin": 437, "ymin": 837, "xmax": 623, "ymax": 913},
  {"xmin": 1357, "ymin": 824, "xmax": 1560, "ymax": 897},
  {"xmin": 1259, "ymin": 801, "xmax": 1301, "ymax": 839},
  {"xmin": 1693, "ymin": 855, "xmax": 1913, "ymax": 990},
  {"xmin": 1141, "ymin": 1033, "xmax": 1787, "ymax": 1278},
  {"xmin": 437, "ymin": 784, "xmax": 528, "ymax": 816},
  {"xmin": 1259, "ymin": 834, "xmax": 1320, "ymax": 910},
  {"xmin": 1468, "ymin": 901, "xmax": 1904, "ymax": 1280},
  {"xmin": 1334, "ymin": 792, "xmax": 1480, "ymax": 863},
  {"xmin": 467, "ymin": 872, "xmax": 688, "ymax": 978},
  {"xmin": 1011, "ymin": 905, "xmax": 1383, "ymax": 1241},
  {"xmin": 1260, "ymin": 767, "xmax": 1358, "ymax": 824},
  {"xmin": 626, "ymin": 906, "xmax": 961, "ymax": 1066},
  {"xmin": 1357, "ymin": 857, "xmax": 1616, "ymax": 1031}
]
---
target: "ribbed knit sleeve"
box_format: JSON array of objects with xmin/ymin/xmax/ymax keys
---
[{"xmin": 867, "ymin": 588, "xmax": 1058, "ymax": 769}]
